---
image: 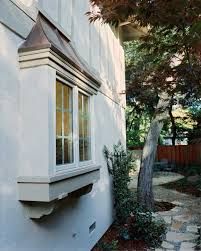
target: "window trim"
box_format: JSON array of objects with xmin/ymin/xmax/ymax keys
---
[{"xmin": 55, "ymin": 76, "xmax": 95, "ymax": 174}]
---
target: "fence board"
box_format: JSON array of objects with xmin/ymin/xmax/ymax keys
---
[
  {"xmin": 157, "ymin": 144, "xmax": 201, "ymax": 166},
  {"xmin": 130, "ymin": 144, "xmax": 201, "ymax": 166}
]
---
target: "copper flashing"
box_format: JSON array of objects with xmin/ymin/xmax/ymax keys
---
[{"xmin": 19, "ymin": 12, "xmax": 101, "ymax": 87}]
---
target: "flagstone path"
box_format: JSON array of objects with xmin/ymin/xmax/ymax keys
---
[
  {"xmin": 130, "ymin": 172, "xmax": 201, "ymax": 251},
  {"xmin": 154, "ymin": 186, "xmax": 201, "ymax": 251}
]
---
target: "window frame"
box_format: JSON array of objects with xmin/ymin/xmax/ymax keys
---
[{"xmin": 55, "ymin": 76, "xmax": 95, "ymax": 173}]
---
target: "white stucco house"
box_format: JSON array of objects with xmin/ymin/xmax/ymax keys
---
[{"xmin": 0, "ymin": 1, "xmax": 136, "ymax": 250}]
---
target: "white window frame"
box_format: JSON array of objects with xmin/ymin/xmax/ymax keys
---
[{"xmin": 55, "ymin": 76, "xmax": 95, "ymax": 174}]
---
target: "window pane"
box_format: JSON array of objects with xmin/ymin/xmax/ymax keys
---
[
  {"xmin": 64, "ymin": 112, "xmax": 72, "ymax": 136},
  {"xmin": 56, "ymin": 138, "xmax": 62, "ymax": 165},
  {"xmin": 56, "ymin": 111, "xmax": 62, "ymax": 136},
  {"xmin": 64, "ymin": 139, "xmax": 73, "ymax": 164},
  {"xmin": 79, "ymin": 117, "xmax": 84, "ymax": 138},
  {"xmin": 84, "ymin": 138, "xmax": 91, "ymax": 161},
  {"xmin": 84, "ymin": 118, "xmax": 89, "ymax": 137},
  {"xmin": 78, "ymin": 92, "xmax": 91, "ymax": 162},
  {"xmin": 79, "ymin": 139, "xmax": 84, "ymax": 162},
  {"xmin": 83, "ymin": 95, "xmax": 89, "ymax": 114},
  {"xmin": 56, "ymin": 82, "xmax": 62, "ymax": 109},
  {"xmin": 56, "ymin": 81, "xmax": 73, "ymax": 166},
  {"xmin": 78, "ymin": 93, "xmax": 82, "ymax": 113},
  {"xmin": 64, "ymin": 86, "xmax": 72, "ymax": 111}
]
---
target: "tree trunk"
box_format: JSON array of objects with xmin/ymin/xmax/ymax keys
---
[
  {"xmin": 169, "ymin": 105, "xmax": 177, "ymax": 146},
  {"xmin": 137, "ymin": 92, "xmax": 171, "ymax": 210}
]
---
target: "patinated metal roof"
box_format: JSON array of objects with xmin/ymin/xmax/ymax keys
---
[{"xmin": 19, "ymin": 12, "xmax": 101, "ymax": 87}]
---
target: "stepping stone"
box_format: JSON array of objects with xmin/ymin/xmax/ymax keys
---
[
  {"xmin": 158, "ymin": 211, "xmax": 174, "ymax": 216},
  {"xmin": 166, "ymin": 232, "xmax": 198, "ymax": 242},
  {"xmin": 171, "ymin": 206, "xmax": 182, "ymax": 213},
  {"xmin": 162, "ymin": 216, "xmax": 172, "ymax": 224},
  {"xmin": 171, "ymin": 201, "xmax": 184, "ymax": 207},
  {"xmin": 171, "ymin": 221, "xmax": 183, "ymax": 231},
  {"xmin": 162, "ymin": 241, "xmax": 174, "ymax": 249},
  {"xmin": 173, "ymin": 214, "xmax": 192, "ymax": 222},
  {"xmin": 180, "ymin": 242, "xmax": 196, "ymax": 251},
  {"xmin": 186, "ymin": 225, "xmax": 199, "ymax": 233}
]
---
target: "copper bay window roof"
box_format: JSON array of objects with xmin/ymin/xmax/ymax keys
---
[{"xmin": 18, "ymin": 12, "xmax": 101, "ymax": 88}]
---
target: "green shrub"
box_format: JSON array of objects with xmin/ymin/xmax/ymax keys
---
[
  {"xmin": 103, "ymin": 142, "xmax": 135, "ymax": 223},
  {"xmin": 97, "ymin": 240, "xmax": 118, "ymax": 251},
  {"xmin": 104, "ymin": 142, "xmax": 167, "ymax": 248},
  {"xmin": 119, "ymin": 210, "xmax": 167, "ymax": 248},
  {"xmin": 130, "ymin": 211, "xmax": 167, "ymax": 247}
]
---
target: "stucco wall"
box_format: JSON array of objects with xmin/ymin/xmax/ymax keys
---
[
  {"xmin": 0, "ymin": 1, "xmax": 126, "ymax": 250},
  {"xmin": 38, "ymin": 0, "xmax": 125, "ymax": 101}
]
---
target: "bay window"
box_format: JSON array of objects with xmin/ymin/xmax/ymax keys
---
[
  {"xmin": 56, "ymin": 80, "xmax": 92, "ymax": 168},
  {"xmin": 17, "ymin": 12, "xmax": 101, "ymax": 207}
]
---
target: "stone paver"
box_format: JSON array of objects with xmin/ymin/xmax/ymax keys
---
[
  {"xmin": 173, "ymin": 214, "xmax": 192, "ymax": 222},
  {"xmin": 162, "ymin": 216, "xmax": 172, "ymax": 224},
  {"xmin": 162, "ymin": 241, "xmax": 175, "ymax": 249},
  {"xmin": 166, "ymin": 232, "xmax": 198, "ymax": 242},
  {"xmin": 171, "ymin": 221, "xmax": 183, "ymax": 231},
  {"xmin": 153, "ymin": 176, "xmax": 201, "ymax": 251},
  {"xmin": 180, "ymin": 242, "xmax": 196, "ymax": 249},
  {"xmin": 186, "ymin": 225, "xmax": 200, "ymax": 233},
  {"xmin": 130, "ymin": 172, "xmax": 201, "ymax": 251}
]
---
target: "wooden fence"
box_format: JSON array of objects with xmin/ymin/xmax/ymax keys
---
[
  {"xmin": 157, "ymin": 144, "xmax": 201, "ymax": 166},
  {"xmin": 129, "ymin": 144, "xmax": 201, "ymax": 166}
]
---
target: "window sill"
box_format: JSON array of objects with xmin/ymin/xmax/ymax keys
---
[{"xmin": 17, "ymin": 165, "xmax": 100, "ymax": 202}]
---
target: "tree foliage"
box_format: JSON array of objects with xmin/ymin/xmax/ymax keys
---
[
  {"xmin": 88, "ymin": 0, "xmax": 201, "ymax": 209},
  {"xmin": 88, "ymin": 0, "xmax": 201, "ymax": 30}
]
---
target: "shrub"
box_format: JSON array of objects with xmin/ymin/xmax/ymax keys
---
[
  {"xmin": 103, "ymin": 142, "xmax": 135, "ymax": 223},
  {"xmin": 97, "ymin": 240, "xmax": 118, "ymax": 251},
  {"xmin": 129, "ymin": 211, "xmax": 167, "ymax": 247},
  {"xmin": 104, "ymin": 142, "xmax": 167, "ymax": 248},
  {"xmin": 119, "ymin": 210, "xmax": 167, "ymax": 248}
]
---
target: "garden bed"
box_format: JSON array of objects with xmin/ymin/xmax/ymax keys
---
[
  {"xmin": 92, "ymin": 201, "xmax": 173, "ymax": 251},
  {"xmin": 162, "ymin": 178, "xmax": 201, "ymax": 197},
  {"xmin": 154, "ymin": 201, "xmax": 175, "ymax": 211},
  {"xmin": 92, "ymin": 224, "xmax": 148, "ymax": 251}
]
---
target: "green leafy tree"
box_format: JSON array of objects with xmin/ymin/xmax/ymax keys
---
[{"xmin": 88, "ymin": 0, "xmax": 201, "ymax": 210}]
